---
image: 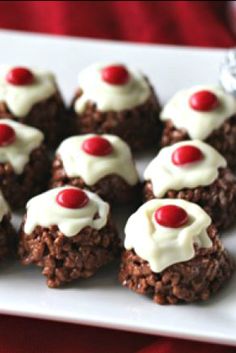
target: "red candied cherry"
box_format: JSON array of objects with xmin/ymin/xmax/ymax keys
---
[
  {"xmin": 189, "ymin": 90, "xmax": 219, "ymax": 112},
  {"xmin": 0, "ymin": 124, "xmax": 16, "ymax": 147},
  {"xmin": 154, "ymin": 205, "xmax": 188, "ymax": 228},
  {"xmin": 56, "ymin": 188, "xmax": 89, "ymax": 209},
  {"xmin": 6, "ymin": 67, "xmax": 34, "ymax": 86},
  {"xmin": 101, "ymin": 65, "xmax": 130, "ymax": 85},
  {"xmin": 172, "ymin": 145, "xmax": 204, "ymax": 166},
  {"xmin": 82, "ymin": 136, "xmax": 113, "ymax": 156}
]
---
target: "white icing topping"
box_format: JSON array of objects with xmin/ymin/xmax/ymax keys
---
[
  {"xmin": 0, "ymin": 65, "xmax": 57, "ymax": 117},
  {"xmin": 144, "ymin": 140, "xmax": 226, "ymax": 197},
  {"xmin": 24, "ymin": 186, "xmax": 110, "ymax": 237},
  {"xmin": 0, "ymin": 119, "xmax": 44, "ymax": 174},
  {"xmin": 74, "ymin": 62, "xmax": 151, "ymax": 113},
  {"xmin": 124, "ymin": 199, "xmax": 212, "ymax": 273},
  {"xmin": 0, "ymin": 191, "xmax": 10, "ymax": 221},
  {"xmin": 57, "ymin": 134, "xmax": 139, "ymax": 186},
  {"xmin": 160, "ymin": 85, "xmax": 236, "ymax": 140}
]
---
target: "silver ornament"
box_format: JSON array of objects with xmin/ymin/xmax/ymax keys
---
[{"xmin": 220, "ymin": 49, "xmax": 236, "ymax": 95}]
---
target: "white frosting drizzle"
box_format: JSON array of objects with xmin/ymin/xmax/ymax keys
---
[
  {"xmin": 24, "ymin": 186, "xmax": 110, "ymax": 237},
  {"xmin": 124, "ymin": 199, "xmax": 212, "ymax": 273},
  {"xmin": 160, "ymin": 85, "xmax": 236, "ymax": 140},
  {"xmin": 0, "ymin": 65, "xmax": 57, "ymax": 117},
  {"xmin": 57, "ymin": 134, "xmax": 139, "ymax": 186},
  {"xmin": 0, "ymin": 119, "xmax": 44, "ymax": 174},
  {"xmin": 0, "ymin": 191, "xmax": 10, "ymax": 221},
  {"xmin": 144, "ymin": 140, "xmax": 226, "ymax": 197},
  {"xmin": 74, "ymin": 62, "xmax": 151, "ymax": 113}
]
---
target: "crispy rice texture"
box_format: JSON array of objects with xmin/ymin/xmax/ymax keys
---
[
  {"xmin": 18, "ymin": 216, "xmax": 121, "ymax": 288},
  {"xmin": 119, "ymin": 225, "xmax": 234, "ymax": 304},
  {"xmin": 0, "ymin": 214, "xmax": 16, "ymax": 261}
]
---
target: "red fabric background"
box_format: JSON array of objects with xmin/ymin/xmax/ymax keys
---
[
  {"xmin": 0, "ymin": 0, "xmax": 235, "ymax": 47},
  {"xmin": 0, "ymin": 1, "xmax": 235, "ymax": 353}
]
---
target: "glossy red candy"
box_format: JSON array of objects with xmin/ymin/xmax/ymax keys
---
[
  {"xmin": 56, "ymin": 188, "xmax": 89, "ymax": 209},
  {"xmin": 154, "ymin": 205, "xmax": 188, "ymax": 228},
  {"xmin": 101, "ymin": 65, "xmax": 129, "ymax": 85},
  {"xmin": 0, "ymin": 124, "xmax": 16, "ymax": 147},
  {"xmin": 82, "ymin": 136, "xmax": 113, "ymax": 156},
  {"xmin": 6, "ymin": 67, "xmax": 34, "ymax": 86},
  {"xmin": 189, "ymin": 90, "xmax": 219, "ymax": 111},
  {"xmin": 172, "ymin": 145, "xmax": 203, "ymax": 166}
]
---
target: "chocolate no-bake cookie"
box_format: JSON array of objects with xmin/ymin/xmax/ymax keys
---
[
  {"xmin": 70, "ymin": 63, "xmax": 162, "ymax": 151},
  {"xmin": 119, "ymin": 199, "xmax": 234, "ymax": 304},
  {"xmin": 18, "ymin": 186, "xmax": 120, "ymax": 287}
]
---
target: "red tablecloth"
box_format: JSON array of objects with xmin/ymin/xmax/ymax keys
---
[
  {"xmin": 0, "ymin": 1, "xmax": 235, "ymax": 353},
  {"xmin": 0, "ymin": 0, "xmax": 235, "ymax": 47}
]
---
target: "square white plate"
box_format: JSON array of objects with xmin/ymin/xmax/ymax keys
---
[{"xmin": 0, "ymin": 30, "xmax": 235, "ymax": 346}]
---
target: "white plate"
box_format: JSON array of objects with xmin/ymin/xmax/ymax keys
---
[{"xmin": 0, "ymin": 30, "xmax": 235, "ymax": 346}]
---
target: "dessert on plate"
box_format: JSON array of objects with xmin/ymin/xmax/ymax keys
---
[
  {"xmin": 18, "ymin": 186, "xmax": 120, "ymax": 287},
  {"xmin": 0, "ymin": 119, "xmax": 50, "ymax": 209},
  {"xmin": 70, "ymin": 62, "xmax": 161, "ymax": 150},
  {"xmin": 0, "ymin": 65, "xmax": 67, "ymax": 146},
  {"xmin": 160, "ymin": 85, "xmax": 236, "ymax": 168},
  {"xmin": 119, "ymin": 199, "xmax": 234, "ymax": 304},
  {"xmin": 50, "ymin": 134, "xmax": 140, "ymax": 204},
  {"xmin": 143, "ymin": 140, "xmax": 236, "ymax": 230},
  {"xmin": 0, "ymin": 191, "xmax": 15, "ymax": 261}
]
